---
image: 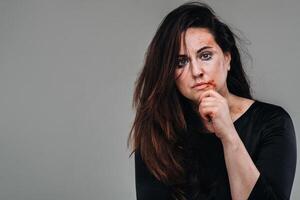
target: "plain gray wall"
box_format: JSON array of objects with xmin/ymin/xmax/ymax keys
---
[{"xmin": 0, "ymin": 0, "xmax": 299, "ymax": 199}]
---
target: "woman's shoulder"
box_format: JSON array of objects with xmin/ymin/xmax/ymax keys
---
[
  {"xmin": 252, "ymin": 99, "xmax": 293, "ymax": 125},
  {"xmin": 254, "ymin": 100, "xmax": 290, "ymax": 115}
]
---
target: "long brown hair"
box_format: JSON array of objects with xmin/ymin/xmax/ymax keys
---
[{"xmin": 128, "ymin": 1, "xmax": 252, "ymax": 199}]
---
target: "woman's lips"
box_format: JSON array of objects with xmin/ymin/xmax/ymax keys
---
[
  {"xmin": 193, "ymin": 84, "xmax": 210, "ymax": 90},
  {"xmin": 192, "ymin": 81, "xmax": 216, "ymax": 90}
]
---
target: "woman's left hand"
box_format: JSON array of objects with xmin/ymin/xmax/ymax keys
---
[{"xmin": 198, "ymin": 89, "xmax": 235, "ymax": 141}]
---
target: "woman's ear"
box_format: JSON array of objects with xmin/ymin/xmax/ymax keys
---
[{"xmin": 224, "ymin": 52, "xmax": 231, "ymax": 70}]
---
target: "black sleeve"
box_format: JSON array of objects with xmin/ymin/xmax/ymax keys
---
[
  {"xmin": 134, "ymin": 150, "xmax": 173, "ymax": 200},
  {"xmin": 248, "ymin": 108, "xmax": 297, "ymax": 200}
]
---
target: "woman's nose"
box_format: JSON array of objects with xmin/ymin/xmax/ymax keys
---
[{"xmin": 190, "ymin": 59, "xmax": 203, "ymax": 78}]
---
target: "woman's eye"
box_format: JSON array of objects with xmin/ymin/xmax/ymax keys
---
[
  {"xmin": 200, "ymin": 52, "xmax": 213, "ymax": 61},
  {"xmin": 177, "ymin": 57, "xmax": 189, "ymax": 68}
]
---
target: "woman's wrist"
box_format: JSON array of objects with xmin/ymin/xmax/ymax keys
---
[{"xmin": 220, "ymin": 129, "xmax": 241, "ymax": 150}]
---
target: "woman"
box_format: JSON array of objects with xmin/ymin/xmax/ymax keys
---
[{"xmin": 128, "ymin": 2, "xmax": 297, "ymax": 200}]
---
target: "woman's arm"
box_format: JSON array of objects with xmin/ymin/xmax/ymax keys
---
[
  {"xmin": 221, "ymin": 108, "xmax": 297, "ymax": 200},
  {"xmin": 221, "ymin": 130, "xmax": 260, "ymax": 200}
]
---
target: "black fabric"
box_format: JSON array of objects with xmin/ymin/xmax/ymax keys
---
[{"xmin": 134, "ymin": 100, "xmax": 297, "ymax": 200}]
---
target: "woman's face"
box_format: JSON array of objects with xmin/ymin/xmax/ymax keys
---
[{"xmin": 175, "ymin": 28, "xmax": 231, "ymax": 104}]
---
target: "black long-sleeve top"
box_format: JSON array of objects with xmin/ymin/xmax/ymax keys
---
[{"xmin": 135, "ymin": 100, "xmax": 297, "ymax": 200}]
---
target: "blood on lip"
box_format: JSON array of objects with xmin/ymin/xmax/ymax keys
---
[
  {"xmin": 207, "ymin": 80, "xmax": 216, "ymax": 89},
  {"xmin": 194, "ymin": 80, "xmax": 216, "ymax": 90}
]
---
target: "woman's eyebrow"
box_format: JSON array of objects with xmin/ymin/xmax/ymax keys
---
[
  {"xmin": 178, "ymin": 46, "xmax": 213, "ymax": 57},
  {"xmin": 196, "ymin": 46, "xmax": 213, "ymax": 54}
]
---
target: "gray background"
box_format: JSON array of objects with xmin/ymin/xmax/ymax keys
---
[{"xmin": 0, "ymin": 0, "xmax": 299, "ymax": 199}]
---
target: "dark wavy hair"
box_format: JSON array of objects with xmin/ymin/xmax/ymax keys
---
[{"xmin": 128, "ymin": 1, "xmax": 252, "ymax": 199}]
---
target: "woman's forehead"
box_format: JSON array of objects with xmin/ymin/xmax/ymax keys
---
[{"xmin": 179, "ymin": 28, "xmax": 217, "ymax": 54}]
